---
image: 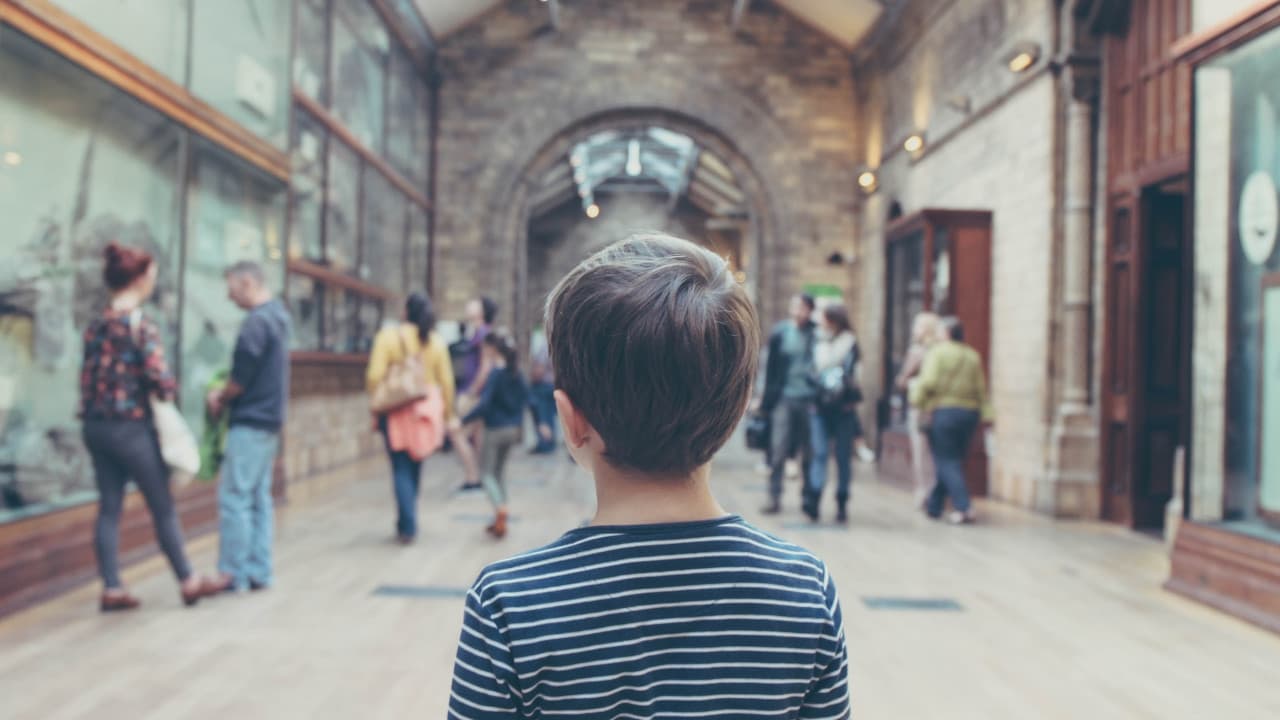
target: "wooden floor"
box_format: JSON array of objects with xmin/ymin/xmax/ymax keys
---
[{"xmin": 2, "ymin": 444, "xmax": 1279, "ymax": 719}]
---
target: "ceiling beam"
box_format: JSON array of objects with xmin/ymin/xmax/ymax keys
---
[{"xmin": 730, "ymin": 0, "xmax": 751, "ymax": 30}]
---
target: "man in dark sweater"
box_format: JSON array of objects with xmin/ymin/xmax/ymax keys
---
[
  {"xmin": 760, "ymin": 293, "xmax": 817, "ymax": 514},
  {"xmin": 207, "ymin": 261, "xmax": 291, "ymax": 593}
]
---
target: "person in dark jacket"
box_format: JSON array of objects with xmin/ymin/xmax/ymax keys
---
[
  {"xmin": 759, "ymin": 294, "xmax": 817, "ymax": 514},
  {"xmin": 462, "ymin": 330, "xmax": 528, "ymax": 539}
]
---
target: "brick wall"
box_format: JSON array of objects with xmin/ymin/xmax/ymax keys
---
[
  {"xmin": 854, "ymin": 0, "xmax": 1058, "ymax": 507},
  {"xmin": 433, "ymin": 0, "xmax": 862, "ymax": 332}
]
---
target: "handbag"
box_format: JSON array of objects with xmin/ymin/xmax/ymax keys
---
[
  {"xmin": 814, "ymin": 344, "xmax": 864, "ymax": 410},
  {"xmin": 129, "ymin": 311, "xmax": 199, "ymax": 478},
  {"xmin": 370, "ymin": 328, "xmax": 430, "ymax": 414},
  {"xmin": 745, "ymin": 412, "xmax": 771, "ymax": 451}
]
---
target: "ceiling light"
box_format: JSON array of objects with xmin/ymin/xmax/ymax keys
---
[
  {"xmin": 585, "ymin": 203, "xmax": 600, "ymax": 219},
  {"xmin": 1005, "ymin": 43, "xmax": 1040, "ymax": 73},
  {"xmin": 903, "ymin": 134, "xmax": 925, "ymax": 155},
  {"xmin": 2, "ymin": 151, "xmax": 20, "ymax": 166},
  {"xmin": 857, "ymin": 169, "xmax": 878, "ymax": 194}
]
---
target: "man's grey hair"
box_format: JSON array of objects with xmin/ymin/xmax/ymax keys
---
[{"xmin": 224, "ymin": 261, "xmax": 265, "ymax": 285}]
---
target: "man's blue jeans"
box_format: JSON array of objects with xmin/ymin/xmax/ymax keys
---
[
  {"xmin": 218, "ymin": 425, "xmax": 280, "ymax": 589},
  {"xmin": 925, "ymin": 407, "xmax": 980, "ymax": 517}
]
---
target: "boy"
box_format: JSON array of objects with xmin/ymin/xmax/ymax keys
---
[{"xmin": 448, "ymin": 233, "xmax": 850, "ymax": 719}]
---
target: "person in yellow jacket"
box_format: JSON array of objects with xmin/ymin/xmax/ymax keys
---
[
  {"xmin": 366, "ymin": 293, "xmax": 457, "ymax": 544},
  {"xmin": 910, "ymin": 316, "xmax": 994, "ymax": 525}
]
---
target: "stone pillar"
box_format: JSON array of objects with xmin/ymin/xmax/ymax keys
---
[{"xmin": 1042, "ymin": 61, "xmax": 1102, "ymax": 518}]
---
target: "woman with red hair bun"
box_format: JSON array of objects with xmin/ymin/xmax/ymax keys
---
[{"xmin": 79, "ymin": 242, "xmax": 220, "ymax": 611}]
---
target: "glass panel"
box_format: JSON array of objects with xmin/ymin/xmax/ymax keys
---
[
  {"xmin": 289, "ymin": 109, "xmax": 327, "ymax": 262},
  {"xmin": 325, "ymin": 139, "xmax": 360, "ymax": 274},
  {"xmin": 354, "ymin": 296, "xmax": 383, "ymax": 353},
  {"xmin": 0, "ymin": 28, "xmax": 181, "ymax": 522},
  {"xmin": 293, "ymin": 0, "xmax": 329, "ymax": 102},
  {"xmin": 405, "ymin": 205, "xmax": 430, "ymax": 294},
  {"xmin": 285, "ymin": 274, "xmax": 323, "ymax": 351},
  {"xmin": 189, "ymin": 0, "xmax": 292, "ymax": 148},
  {"xmin": 323, "ymin": 287, "xmax": 355, "ymax": 353},
  {"xmin": 332, "ymin": 8, "xmax": 388, "ymax": 152},
  {"xmin": 180, "ymin": 145, "xmax": 287, "ymax": 432},
  {"xmin": 386, "ymin": 46, "xmax": 417, "ymax": 180},
  {"xmin": 52, "ymin": 0, "xmax": 188, "ymax": 82},
  {"xmin": 932, "ymin": 228, "xmax": 952, "ymax": 315},
  {"xmin": 360, "ymin": 166, "xmax": 406, "ymax": 292},
  {"xmin": 1197, "ymin": 25, "xmax": 1280, "ymax": 528},
  {"xmin": 885, "ymin": 231, "xmax": 925, "ymax": 429}
]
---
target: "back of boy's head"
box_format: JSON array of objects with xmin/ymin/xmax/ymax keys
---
[{"xmin": 545, "ymin": 232, "xmax": 760, "ymax": 475}]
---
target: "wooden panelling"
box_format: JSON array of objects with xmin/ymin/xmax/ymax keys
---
[
  {"xmin": 1167, "ymin": 521, "xmax": 1280, "ymax": 635},
  {"xmin": 1105, "ymin": 0, "xmax": 1192, "ymax": 193},
  {"xmin": 1172, "ymin": 0, "xmax": 1280, "ymax": 64},
  {"xmin": 0, "ymin": 0, "xmax": 289, "ymax": 181}
]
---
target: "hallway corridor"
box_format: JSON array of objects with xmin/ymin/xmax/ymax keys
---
[{"xmin": 1, "ymin": 446, "xmax": 1276, "ymax": 720}]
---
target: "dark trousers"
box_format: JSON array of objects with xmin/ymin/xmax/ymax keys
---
[
  {"xmin": 82, "ymin": 419, "xmax": 192, "ymax": 588},
  {"xmin": 529, "ymin": 382, "xmax": 557, "ymax": 453},
  {"xmin": 808, "ymin": 409, "xmax": 856, "ymax": 509},
  {"xmin": 382, "ymin": 423, "xmax": 423, "ymax": 538},
  {"xmin": 925, "ymin": 407, "xmax": 981, "ymax": 516},
  {"xmin": 768, "ymin": 400, "xmax": 812, "ymax": 502}
]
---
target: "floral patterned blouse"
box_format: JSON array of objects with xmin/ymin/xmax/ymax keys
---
[{"xmin": 79, "ymin": 308, "xmax": 177, "ymax": 421}]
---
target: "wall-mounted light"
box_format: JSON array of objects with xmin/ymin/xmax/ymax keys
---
[
  {"xmin": 2, "ymin": 151, "xmax": 20, "ymax": 166},
  {"xmin": 1005, "ymin": 42, "xmax": 1041, "ymax": 73},
  {"xmin": 857, "ymin": 168, "xmax": 879, "ymax": 194},
  {"xmin": 585, "ymin": 203, "xmax": 600, "ymax": 219},
  {"xmin": 903, "ymin": 133, "xmax": 926, "ymax": 156}
]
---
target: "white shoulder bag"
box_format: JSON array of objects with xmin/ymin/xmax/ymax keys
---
[{"xmin": 130, "ymin": 310, "xmax": 201, "ymax": 478}]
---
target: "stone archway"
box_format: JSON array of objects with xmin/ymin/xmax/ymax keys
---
[{"xmin": 487, "ymin": 106, "xmax": 788, "ymax": 349}]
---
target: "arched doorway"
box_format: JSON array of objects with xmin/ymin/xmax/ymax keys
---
[{"xmin": 485, "ymin": 109, "xmax": 782, "ymax": 352}]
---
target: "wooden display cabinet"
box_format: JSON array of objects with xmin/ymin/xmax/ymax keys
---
[{"xmin": 877, "ymin": 209, "xmax": 993, "ymax": 499}]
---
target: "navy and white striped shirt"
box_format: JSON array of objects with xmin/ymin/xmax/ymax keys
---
[{"xmin": 449, "ymin": 515, "xmax": 850, "ymax": 719}]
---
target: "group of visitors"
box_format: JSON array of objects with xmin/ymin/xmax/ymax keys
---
[
  {"xmin": 81, "ymin": 244, "xmax": 289, "ymax": 612},
  {"xmin": 755, "ymin": 296, "xmax": 991, "ymax": 525},
  {"xmin": 366, "ymin": 293, "xmax": 534, "ymax": 543}
]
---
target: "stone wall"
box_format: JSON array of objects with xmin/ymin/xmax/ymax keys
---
[
  {"xmin": 433, "ymin": 0, "xmax": 862, "ymax": 333},
  {"xmin": 854, "ymin": 0, "xmax": 1060, "ymax": 507},
  {"xmin": 283, "ymin": 363, "xmax": 383, "ymax": 499}
]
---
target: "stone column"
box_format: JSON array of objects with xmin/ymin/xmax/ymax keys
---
[{"xmin": 1043, "ymin": 61, "xmax": 1102, "ymax": 518}]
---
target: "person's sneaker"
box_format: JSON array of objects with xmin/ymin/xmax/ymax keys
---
[
  {"xmin": 856, "ymin": 446, "xmax": 876, "ymax": 464},
  {"xmin": 760, "ymin": 501, "xmax": 781, "ymax": 515},
  {"xmin": 946, "ymin": 511, "xmax": 973, "ymax": 525},
  {"xmin": 456, "ymin": 482, "xmax": 482, "ymax": 493}
]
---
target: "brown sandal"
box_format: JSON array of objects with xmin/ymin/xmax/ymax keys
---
[{"xmin": 180, "ymin": 575, "xmax": 227, "ymax": 607}]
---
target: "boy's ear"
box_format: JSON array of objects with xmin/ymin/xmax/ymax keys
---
[{"xmin": 554, "ymin": 389, "xmax": 593, "ymax": 449}]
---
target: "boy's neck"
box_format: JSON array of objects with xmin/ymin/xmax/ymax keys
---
[{"xmin": 590, "ymin": 462, "xmax": 728, "ymax": 526}]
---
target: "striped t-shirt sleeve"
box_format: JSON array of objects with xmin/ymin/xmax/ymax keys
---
[
  {"xmin": 802, "ymin": 566, "xmax": 851, "ymax": 719},
  {"xmin": 449, "ymin": 588, "xmax": 521, "ymax": 719}
]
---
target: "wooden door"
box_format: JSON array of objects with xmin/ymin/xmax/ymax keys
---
[
  {"xmin": 948, "ymin": 224, "xmax": 992, "ymax": 498},
  {"xmin": 1102, "ymin": 199, "xmax": 1138, "ymax": 525},
  {"xmin": 1134, "ymin": 189, "xmax": 1190, "ymax": 528},
  {"xmin": 1101, "ymin": 189, "xmax": 1190, "ymax": 528}
]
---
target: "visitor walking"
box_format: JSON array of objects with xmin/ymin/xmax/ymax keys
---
[
  {"xmin": 910, "ymin": 316, "xmax": 993, "ymax": 525},
  {"xmin": 805, "ymin": 302, "xmax": 867, "ymax": 523},
  {"xmin": 759, "ymin": 294, "xmax": 817, "ymax": 514},
  {"xmin": 895, "ymin": 311, "xmax": 944, "ymax": 507},
  {"xmin": 461, "ymin": 331, "xmax": 527, "ymax": 539},
  {"xmin": 452, "ymin": 296, "xmax": 496, "ymax": 491},
  {"xmin": 366, "ymin": 293, "xmax": 455, "ymax": 544},
  {"xmin": 207, "ymin": 262, "xmax": 291, "ymax": 593},
  {"xmin": 80, "ymin": 242, "xmax": 221, "ymax": 611},
  {"xmin": 527, "ymin": 340, "xmax": 557, "ymax": 454}
]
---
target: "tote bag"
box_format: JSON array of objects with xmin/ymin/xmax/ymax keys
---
[
  {"xmin": 129, "ymin": 311, "xmax": 200, "ymax": 478},
  {"xmin": 370, "ymin": 328, "xmax": 430, "ymax": 414}
]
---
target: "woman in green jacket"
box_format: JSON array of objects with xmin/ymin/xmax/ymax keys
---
[{"xmin": 910, "ymin": 316, "xmax": 993, "ymax": 524}]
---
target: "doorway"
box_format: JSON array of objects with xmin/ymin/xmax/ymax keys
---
[{"xmin": 1101, "ymin": 182, "xmax": 1193, "ymax": 529}]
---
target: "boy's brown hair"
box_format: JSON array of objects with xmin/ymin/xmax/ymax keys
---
[{"xmin": 545, "ymin": 232, "xmax": 760, "ymax": 475}]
